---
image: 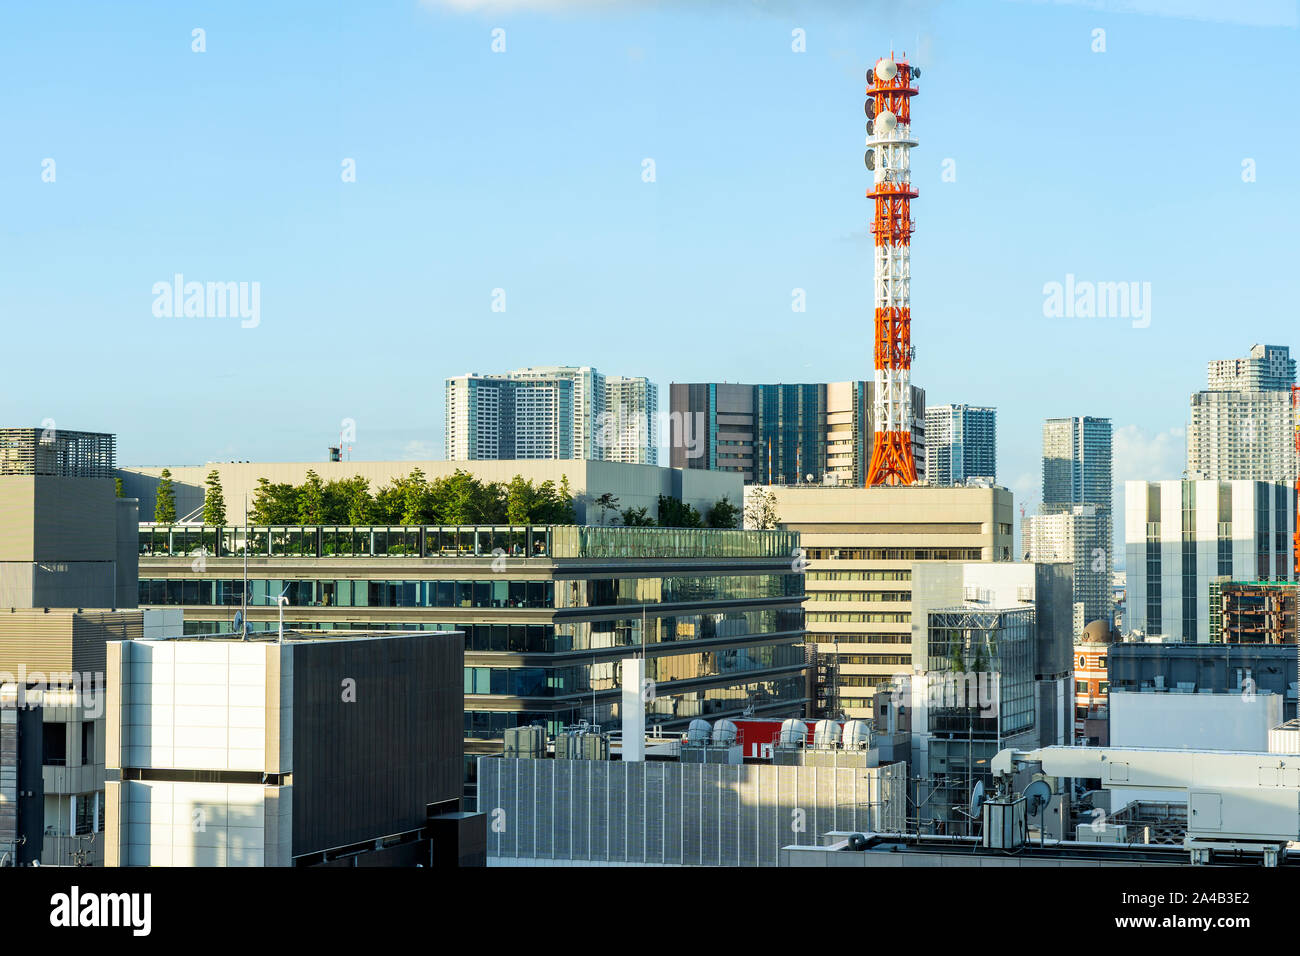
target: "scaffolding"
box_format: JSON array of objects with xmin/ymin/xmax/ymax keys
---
[{"xmin": 1211, "ymin": 578, "xmax": 1298, "ymax": 645}]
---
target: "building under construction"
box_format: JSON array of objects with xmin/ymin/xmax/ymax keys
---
[{"xmin": 1210, "ymin": 577, "xmax": 1298, "ymax": 644}]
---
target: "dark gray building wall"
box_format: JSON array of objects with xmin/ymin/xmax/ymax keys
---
[
  {"xmin": 290, "ymin": 632, "xmax": 463, "ymax": 858},
  {"xmin": 1107, "ymin": 642, "xmax": 1298, "ymax": 720},
  {"xmin": 1035, "ymin": 561, "xmax": 1075, "ymax": 678}
]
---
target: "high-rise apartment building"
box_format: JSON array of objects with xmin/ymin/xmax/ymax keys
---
[
  {"xmin": 1207, "ymin": 343, "xmax": 1296, "ymax": 392},
  {"xmin": 445, "ymin": 374, "xmax": 574, "ymax": 460},
  {"xmin": 602, "ymin": 375, "xmax": 659, "ymax": 465},
  {"xmin": 1189, "ymin": 345, "xmax": 1296, "ymax": 482},
  {"xmin": 1125, "ymin": 479, "xmax": 1296, "ymax": 642},
  {"xmin": 1022, "ymin": 505, "xmax": 1109, "ymax": 633},
  {"xmin": 669, "ymin": 381, "xmax": 925, "ymax": 486},
  {"xmin": 924, "ymin": 404, "xmax": 996, "ymax": 486},
  {"xmin": 445, "ymin": 367, "xmax": 659, "ymax": 464},
  {"xmin": 1036, "ymin": 417, "xmax": 1113, "ymax": 631}
]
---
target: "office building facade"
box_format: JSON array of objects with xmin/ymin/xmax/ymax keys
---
[
  {"xmin": 924, "ymin": 404, "xmax": 996, "ymax": 486},
  {"xmin": 1125, "ymin": 480, "xmax": 1296, "ymax": 643},
  {"xmin": 1188, "ymin": 346, "xmax": 1296, "ymax": 483},
  {"xmin": 668, "ymin": 381, "xmax": 925, "ymax": 486},
  {"xmin": 134, "ymin": 524, "xmax": 809, "ymax": 792},
  {"xmin": 752, "ymin": 484, "xmax": 1015, "ymax": 717}
]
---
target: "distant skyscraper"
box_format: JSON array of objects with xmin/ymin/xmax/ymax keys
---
[
  {"xmin": 1207, "ymin": 343, "xmax": 1295, "ymax": 392},
  {"xmin": 444, "ymin": 374, "xmax": 574, "ymax": 460},
  {"xmin": 503, "ymin": 366, "xmax": 604, "ymax": 461},
  {"xmin": 924, "ymin": 404, "xmax": 996, "ymax": 486},
  {"xmin": 668, "ymin": 381, "xmax": 925, "ymax": 485},
  {"xmin": 1189, "ymin": 344, "xmax": 1296, "ymax": 482},
  {"xmin": 1035, "ymin": 416, "xmax": 1113, "ymax": 630},
  {"xmin": 603, "ymin": 375, "xmax": 659, "ymax": 465},
  {"xmin": 1022, "ymin": 505, "xmax": 1108, "ymax": 636},
  {"xmin": 445, "ymin": 366, "xmax": 658, "ymax": 463},
  {"xmin": 1042, "ymin": 417, "xmax": 1112, "ymax": 512}
]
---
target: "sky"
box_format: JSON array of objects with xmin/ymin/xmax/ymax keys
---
[{"xmin": 2, "ymin": 0, "xmax": 1298, "ymax": 541}]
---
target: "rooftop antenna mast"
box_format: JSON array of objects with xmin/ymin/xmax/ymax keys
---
[{"xmin": 864, "ymin": 51, "xmax": 920, "ymax": 486}]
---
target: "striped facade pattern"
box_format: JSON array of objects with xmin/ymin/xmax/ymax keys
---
[{"xmin": 480, "ymin": 757, "xmax": 906, "ymax": 866}]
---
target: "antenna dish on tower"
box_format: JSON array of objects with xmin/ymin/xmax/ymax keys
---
[
  {"xmin": 875, "ymin": 110, "xmax": 897, "ymax": 135},
  {"xmin": 875, "ymin": 57, "xmax": 897, "ymax": 81}
]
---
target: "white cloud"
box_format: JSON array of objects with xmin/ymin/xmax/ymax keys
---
[
  {"xmin": 1113, "ymin": 423, "xmax": 1185, "ymax": 485},
  {"xmin": 399, "ymin": 440, "xmax": 441, "ymax": 461},
  {"xmin": 1008, "ymin": 0, "xmax": 1297, "ymax": 28}
]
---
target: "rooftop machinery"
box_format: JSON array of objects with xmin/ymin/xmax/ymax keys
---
[
  {"xmin": 864, "ymin": 53, "xmax": 919, "ymax": 486},
  {"xmin": 993, "ymin": 745, "xmax": 1300, "ymax": 865}
]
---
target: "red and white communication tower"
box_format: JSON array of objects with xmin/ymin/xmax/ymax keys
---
[
  {"xmin": 1293, "ymin": 384, "xmax": 1299, "ymax": 578},
  {"xmin": 864, "ymin": 53, "xmax": 918, "ymax": 487}
]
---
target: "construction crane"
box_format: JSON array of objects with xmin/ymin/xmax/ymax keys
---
[{"xmin": 864, "ymin": 53, "xmax": 919, "ymax": 486}]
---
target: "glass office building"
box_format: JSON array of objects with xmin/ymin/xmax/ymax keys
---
[{"xmin": 137, "ymin": 523, "xmax": 808, "ymax": 786}]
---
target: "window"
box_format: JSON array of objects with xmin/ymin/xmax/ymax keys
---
[
  {"xmin": 43, "ymin": 722, "xmax": 67, "ymax": 766},
  {"xmin": 81, "ymin": 722, "xmax": 94, "ymax": 766}
]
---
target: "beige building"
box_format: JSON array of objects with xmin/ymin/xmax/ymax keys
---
[
  {"xmin": 118, "ymin": 459, "xmax": 740, "ymax": 527},
  {"xmin": 749, "ymin": 484, "xmax": 1015, "ymax": 717}
]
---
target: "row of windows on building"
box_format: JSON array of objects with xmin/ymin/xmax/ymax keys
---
[
  {"xmin": 805, "ymin": 548, "xmax": 984, "ymax": 562},
  {"xmin": 181, "ymin": 607, "xmax": 805, "ymax": 653},
  {"xmin": 805, "ymin": 590, "xmax": 910, "ymax": 603},
  {"xmin": 139, "ymin": 573, "xmax": 802, "ymax": 611},
  {"xmin": 463, "ymin": 644, "xmax": 803, "ymax": 698},
  {"xmin": 806, "ymin": 612, "xmax": 911, "ymax": 624},
  {"xmin": 805, "ymin": 570, "xmax": 911, "ymax": 582}
]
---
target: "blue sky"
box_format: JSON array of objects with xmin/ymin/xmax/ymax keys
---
[{"xmin": 2, "ymin": 0, "xmax": 1297, "ymax": 524}]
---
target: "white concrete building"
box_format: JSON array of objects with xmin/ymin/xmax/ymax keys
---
[
  {"xmin": 1187, "ymin": 389, "xmax": 1296, "ymax": 483},
  {"xmin": 602, "ymin": 375, "xmax": 659, "ymax": 465},
  {"xmin": 1207, "ymin": 343, "xmax": 1295, "ymax": 392},
  {"xmin": 445, "ymin": 373, "xmax": 574, "ymax": 460},
  {"xmin": 1124, "ymin": 479, "xmax": 1295, "ymax": 643}
]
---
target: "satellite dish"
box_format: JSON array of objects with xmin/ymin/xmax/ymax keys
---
[
  {"xmin": 865, "ymin": 119, "xmax": 874, "ymax": 136},
  {"xmin": 805, "ymin": 474, "xmax": 814, "ymax": 483},
  {"xmin": 864, "ymin": 100, "xmax": 876, "ymax": 119},
  {"xmin": 865, "ymin": 68, "xmax": 874, "ymax": 85},
  {"xmin": 875, "ymin": 109, "xmax": 897, "ymax": 135},
  {"xmin": 1023, "ymin": 779, "xmax": 1052, "ymax": 817},
  {"xmin": 969, "ymin": 780, "xmax": 986, "ymax": 821},
  {"xmin": 233, "ymin": 610, "xmax": 244, "ymax": 631},
  {"xmin": 865, "ymin": 148, "xmax": 875, "ymax": 170},
  {"xmin": 876, "ymin": 57, "xmax": 897, "ymax": 81},
  {"xmin": 911, "ymin": 66, "xmax": 921, "ymax": 80}
]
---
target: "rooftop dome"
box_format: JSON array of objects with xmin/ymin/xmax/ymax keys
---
[{"xmin": 1081, "ymin": 620, "xmax": 1113, "ymax": 644}]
